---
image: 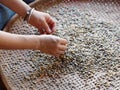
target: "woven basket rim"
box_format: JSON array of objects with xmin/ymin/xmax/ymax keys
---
[{"xmin": 1, "ymin": 0, "xmax": 120, "ymax": 90}]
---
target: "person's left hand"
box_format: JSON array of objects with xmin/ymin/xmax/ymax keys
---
[{"xmin": 28, "ymin": 10, "xmax": 56, "ymax": 34}]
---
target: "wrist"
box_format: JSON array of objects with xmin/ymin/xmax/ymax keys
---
[
  {"xmin": 18, "ymin": 35, "xmax": 39, "ymax": 50},
  {"xmin": 33, "ymin": 35, "xmax": 40, "ymax": 50},
  {"xmin": 27, "ymin": 35, "xmax": 40, "ymax": 50},
  {"xmin": 23, "ymin": 8, "xmax": 35, "ymax": 22}
]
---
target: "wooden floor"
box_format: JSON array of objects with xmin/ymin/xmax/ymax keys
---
[{"xmin": 0, "ymin": 76, "xmax": 7, "ymax": 90}]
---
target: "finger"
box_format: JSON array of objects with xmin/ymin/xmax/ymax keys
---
[
  {"xmin": 54, "ymin": 54, "xmax": 60, "ymax": 57},
  {"xmin": 49, "ymin": 23, "xmax": 56, "ymax": 34},
  {"xmin": 46, "ymin": 15, "xmax": 56, "ymax": 33},
  {"xmin": 41, "ymin": 28, "xmax": 47, "ymax": 34},
  {"xmin": 42, "ymin": 20, "xmax": 51, "ymax": 34},
  {"xmin": 48, "ymin": 18, "xmax": 56, "ymax": 33},
  {"xmin": 59, "ymin": 39, "xmax": 68, "ymax": 45},
  {"xmin": 55, "ymin": 51, "xmax": 65, "ymax": 57},
  {"xmin": 52, "ymin": 50, "xmax": 64, "ymax": 57},
  {"xmin": 58, "ymin": 45, "xmax": 67, "ymax": 51},
  {"xmin": 52, "ymin": 53, "xmax": 60, "ymax": 57},
  {"xmin": 52, "ymin": 24, "xmax": 56, "ymax": 33},
  {"xmin": 58, "ymin": 50, "xmax": 65, "ymax": 55},
  {"xmin": 38, "ymin": 27, "xmax": 44, "ymax": 34}
]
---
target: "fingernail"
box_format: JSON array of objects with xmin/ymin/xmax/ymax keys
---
[{"xmin": 49, "ymin": 29, "xmax": 51, "ymax": 33}]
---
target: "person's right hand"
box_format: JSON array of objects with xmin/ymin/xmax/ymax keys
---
[
  {"xmin": 37, "ymin": 35, "xmax": 68, "ymax": 57},
  {"xmin": 29, "ymin": 10, "xmax": 56, "ymax": 34}
]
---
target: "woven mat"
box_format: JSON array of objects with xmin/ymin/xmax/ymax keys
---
[{"xmin": 0, "ymin": 0, "xmax": 120, "ymax": 90}]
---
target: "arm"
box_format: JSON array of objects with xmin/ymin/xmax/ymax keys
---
[
  {"xmin": 0, "ymin": 0, "xmax": 31, "ymax": 17},
  {"xmin": 0, "ymin": 0, "xmax": 56, "ymax": 34},
  {"xmin": 0, "ymin": 31, "xmax": 38, "ymax": 49},
  {"xmin": 0, "ymin": 31, "xmax": 68, "ymax": 57},
  {"xmin": 0, "ymin": 0, "xmax": 68, "ymax": 56}
]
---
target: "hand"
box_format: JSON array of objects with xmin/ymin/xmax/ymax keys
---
[
  {"xmin": 29, "ymin": 10, "xmax": 56, "ymax": 34},
  {"xmin": 37, "ymin": 35, "xmax": 68, "ymax": 57}
]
